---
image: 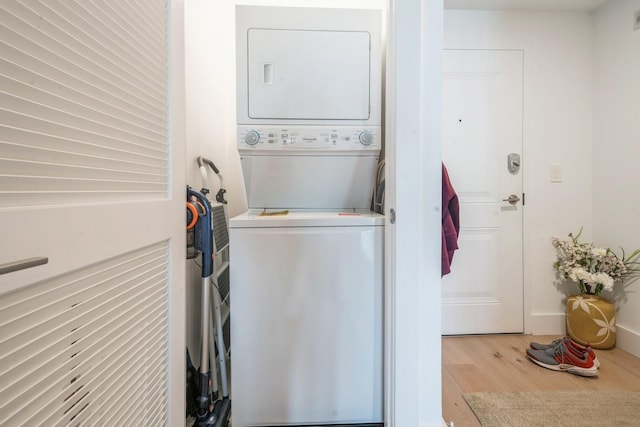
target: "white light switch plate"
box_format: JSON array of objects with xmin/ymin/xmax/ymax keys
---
[
  {"xmin": 550, "ymin": 165, "xmax": 562, "ymax": 183},
  {"xmin": 635, "ymin": 10, "xmax": 640, "ymax": 30}
]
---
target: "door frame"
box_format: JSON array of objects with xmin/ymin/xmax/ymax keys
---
[
  {"xmin": 169, "ymin": 0, "xmax": 187, "ymax": 424},
  {"xmin": 384, "ymin": 0, "xmax": 443, "ymax": 426}
]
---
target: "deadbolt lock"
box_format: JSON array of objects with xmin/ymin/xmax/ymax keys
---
[{"xmin": 508, "ymin": 153, "xmax": 521, "ymax": 174}]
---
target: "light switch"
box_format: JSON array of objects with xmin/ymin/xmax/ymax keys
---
[{"xmin": 550, "ymin": 165, "xmax": 562, "ymax": 183}]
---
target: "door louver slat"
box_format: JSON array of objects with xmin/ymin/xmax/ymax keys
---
[
  {"xmin": 0, "ymin": 242, "xmax": 170, "ymax": 426},
  {"xmin": 0, "ymin": 0, "xmax": 170, "ymax": 208}
]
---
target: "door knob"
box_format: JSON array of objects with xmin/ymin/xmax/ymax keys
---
[{"xmin": 502, "ymin": 194, "xmax": 521, "ymax": 205}]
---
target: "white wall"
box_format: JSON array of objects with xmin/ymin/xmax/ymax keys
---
[
  {"xmin": 593, "ymin": 0, "xmax": 640, "ymax": 356},
  {"xmin": 444, "ymin": 10, "xmax": 595, "ymax": 333}
]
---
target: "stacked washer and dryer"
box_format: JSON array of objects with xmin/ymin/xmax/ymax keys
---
[{"xmin": 230, "ymin": 6, "xmax": 384, "ymax": 427}]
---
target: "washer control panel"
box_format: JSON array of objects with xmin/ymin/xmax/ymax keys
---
[{"xmin": 238, "ymin": 126, "xmax": 381, "ymax": 151}]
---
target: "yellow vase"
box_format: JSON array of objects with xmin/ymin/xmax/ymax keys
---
[{"xmin": 566, "ymin": 294, "xmax": 616, "ymax": 349}]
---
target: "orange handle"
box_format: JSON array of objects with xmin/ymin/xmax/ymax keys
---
[{"xmin": 186, "ymin": 202, "xmax": 198, "ymax": 230}]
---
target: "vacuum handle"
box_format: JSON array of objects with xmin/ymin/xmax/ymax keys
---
[
  {"xmin": 187, "ymin": 187, "xmax": 214, "ymax": 278},
  {"xmin": 197, "ymin": 156, "xmax": 219, "ymax": 174}
]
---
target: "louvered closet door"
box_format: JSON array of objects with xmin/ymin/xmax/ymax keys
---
[{"xmin": 0, "ymin": 1, "xmax": 186, "ymax": 426}]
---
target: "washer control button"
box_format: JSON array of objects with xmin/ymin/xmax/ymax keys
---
[
  {"xmin": 244, "ymin": 130, "xmax": 260, "ymax": 145},
  {"xmin": 359, "ymin": 131, "xmax": 374, "ymax": 146}
]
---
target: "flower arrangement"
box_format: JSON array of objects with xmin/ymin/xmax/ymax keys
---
[{"xmin": 552, "ymin": 228, "xmax": 640, "ymax": 296}]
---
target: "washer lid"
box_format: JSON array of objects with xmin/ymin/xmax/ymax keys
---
[{"xmin": 229, "ymin": 209, "xmax": 385, "ymax": 228}]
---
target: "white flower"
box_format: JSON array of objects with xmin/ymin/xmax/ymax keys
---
[
  {"xmin": 568, "ymin": 268, "xmax": 578, "ymax": 281},
  {"xmin": 596, "ymin": 272, "xmax": 615, "ymax": 291},
  {"xmin": 592, "ymin": 247, "xmax": 607, "ymax": 257},
  {"xmin": 553, "ymin": 230, "xmax": 640, "ymax": 296},
  {"xmin": 574, "ymin": 268, "xmax": 594, "ymax": 284}
]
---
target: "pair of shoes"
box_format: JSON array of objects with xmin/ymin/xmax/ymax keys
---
[
  {"xmin": 525, "ymin": 338, "xmax": 599, "ymax": 377},
  {"xmin": 530, "ymin": 336, "xmax": 600, "ymax": 368}
]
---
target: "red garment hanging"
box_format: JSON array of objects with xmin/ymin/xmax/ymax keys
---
[{"xmin": 442, "ymin": 163, "xmax": 460, "ymax": 276}]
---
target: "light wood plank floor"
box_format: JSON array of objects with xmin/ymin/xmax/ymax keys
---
[{"xmin": 442, "ymin": 334, "xmax": 640, "ymax": 426}]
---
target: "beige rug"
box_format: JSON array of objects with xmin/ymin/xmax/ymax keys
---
[{"xmin": 463, "ymin": 390, "xmax": 640, "ymax": 427}]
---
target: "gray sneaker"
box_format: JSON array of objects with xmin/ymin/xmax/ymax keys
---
[
  {"xmin": 526, "ymin": 342, "xmax": 599, "ymax": 377},
  {"xmin": 530, "ymin": 336, "xmax": 599, "ymax": 368}
]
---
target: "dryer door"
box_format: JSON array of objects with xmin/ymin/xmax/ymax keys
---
[{"xmin": 247, "ymin": 29, "xmax": 371, "ymax": 121}]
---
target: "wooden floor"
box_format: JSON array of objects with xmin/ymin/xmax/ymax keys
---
[{"xmin": 442, "ymin": 334, "xmax": 640, "ymax": 426}]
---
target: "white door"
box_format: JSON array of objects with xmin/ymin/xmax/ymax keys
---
[
  {"xmin": 0, "ymin": 1, "xmax": 185, "ymax": 425},
  {"xmin": 441, "ymin": 49, "xmax": 524, "ymax": 335}
]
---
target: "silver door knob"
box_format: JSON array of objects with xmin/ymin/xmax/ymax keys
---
[{"xmin": 502, "ymin": 194, "xmax": 521, "ymax": 205}]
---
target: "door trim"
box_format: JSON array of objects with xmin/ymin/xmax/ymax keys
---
[{"xmin": 385, "ymin": 0, "xmax": 444, "ymax": 426}]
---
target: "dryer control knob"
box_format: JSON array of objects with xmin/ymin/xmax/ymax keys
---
[
  {"xmin": 359, "ymin": 131, "xmax": 374, "ymax": 146},
  {"xmin": 244, "ymin": 130, "xmax": 260, "ymax": 146}
]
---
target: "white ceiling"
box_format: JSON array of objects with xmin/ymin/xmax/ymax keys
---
[{"xmin": 444, "ymin": 0, "xmax": 611, "ymax": 12}]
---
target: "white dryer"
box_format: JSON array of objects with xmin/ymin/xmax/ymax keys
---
[
  {"xmin": 235, "ymin": 5, "xmax": 382, "ymax": 129},
  {"xmin": 231, "ymin": 6, "xmax": 384, "ymax": 426}
]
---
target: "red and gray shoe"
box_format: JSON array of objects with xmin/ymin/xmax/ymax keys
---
[
  {"xmin": 526, "ymin": 341, "xmax": 599, "ymax": 377},
  {"xmin": 529, "ymin": 336, "xmax": 599, "ymax": 368}
]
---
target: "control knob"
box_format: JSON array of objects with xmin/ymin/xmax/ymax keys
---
[
  {"xmin": 244, "ymin": 130, "xmax": 260, "ymax": 146},
  {"xmin": 358, "ymin": 131, "xmax": 374, "ymax": 146}
]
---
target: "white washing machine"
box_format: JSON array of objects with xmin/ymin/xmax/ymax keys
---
[
  {"xmin": 230, "ymin": 127, "xmax": 385, "ymax": 427},
  {"xmin": 231, "ymin": 6, "xmax": 384, "ymax": 426},
  {"xmin": 230, "ymin": 211, "xmax": 383, "ymax": 426}
]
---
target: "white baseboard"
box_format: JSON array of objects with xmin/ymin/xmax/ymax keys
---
[
  {"xmin": 616, "ymin": 324, "xmax": 640, "ymax": 357},
  {"xmin": 529, "ymin": 313, "xmax": 566, "ymax": 335}
]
